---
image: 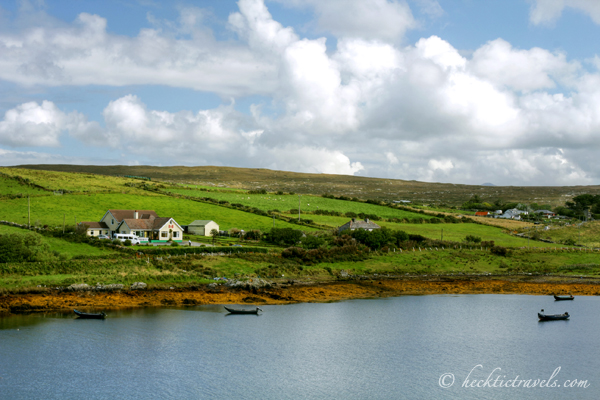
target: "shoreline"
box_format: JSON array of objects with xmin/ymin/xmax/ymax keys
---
[{"xmin": 2, "ymin": 276, "xmax": 599, "ymax": 315}]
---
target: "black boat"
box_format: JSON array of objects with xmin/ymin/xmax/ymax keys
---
[
  {"xmin": 538, "ymin": 309, "xmax": 569, "ymax": 321},
  {"xmin": 554, "ymin": 295, "xmax": 574, "ymax": 301},
  {"xmin": 224, "ymin": 306, "xmax": 262, "ymax": 315},
  {"xmin": 73, "ymin": 309, "xmax": 106, "ymax": 319}
]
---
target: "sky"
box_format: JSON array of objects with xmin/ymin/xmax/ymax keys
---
[{"xmin": 2, "ymin": 0, "xmax": 600, "ymax": 186}]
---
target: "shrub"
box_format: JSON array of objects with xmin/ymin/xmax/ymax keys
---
[
  {"xmin": 490, "ymin": 246, "xmax": 509, "ymax": 256},
  {"xmin": 123, "ymin": 239, "xmax": 132, "ymax": 246},
  {"xmin": 464, "ymin": 235, "xmax": 482, "ymax": 243},
  {"xmin": 171, "ymin": 241, "xmax": 179, "ymax": 247}
]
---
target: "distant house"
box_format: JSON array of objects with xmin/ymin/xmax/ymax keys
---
[
  {"xmin": 499, "ymin": 208, "xmax": 528, "ymax": 220},
  {"xmin": 79, "ymin": 209, "xmax": 183, "ymax": 242},
  {"xmin": 393, "ymin": 200, "xmax": 411, "ymax": 204},
  {"xmin": 338, "ymin": 218, "xmax": 381, "ymax": 234},
  {"xmin": 475, "ymin": 211, "xmax": 489, "ymax": 217},
  {"xmin": 187, "ymin": 220, "xmax": 220, "ymax": 236},
  {"xmin": 534, "ymin": 210, "xmax": 556, "ymax": 218}
]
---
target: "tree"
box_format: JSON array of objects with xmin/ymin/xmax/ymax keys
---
[
  {"xmin": 210, "ymin": 229, "xmax": 219, "ymax": 245},
  {"xmin": 350, "ymin": 227, "xmax": 394, "ymax": 250},
  {"xmin": 301, "ymin": 235, "xmax": 325, "ymax": 249},
  {"xmin": 266, "ymin": 228, "xmax": 303, "ymax": 246},
  {"xmin": 0, "ymin": 232, "xmax": 51, "ymax": 263}
]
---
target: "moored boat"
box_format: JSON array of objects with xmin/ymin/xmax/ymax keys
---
[
  {"xmin": 554, "ymin": 295, "xmax": 574, "ymax": 301},
  {"xmin": 224, "ymin": 306, "xmax": 262, "ymax": 315},
  {"xmin": 538, "ymin": 309, "xmax": 569, "ymax": 321},
  {"xmin": 74, "ymin": 309, "xmax": 106, "ymax": 319}
]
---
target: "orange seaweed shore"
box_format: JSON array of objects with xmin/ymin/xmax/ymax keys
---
[{"xmin": 2, "ymin": 277, "xmax": 599, "ymax": 315}]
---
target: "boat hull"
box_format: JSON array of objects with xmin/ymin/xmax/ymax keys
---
[
  {"xmin": 538, "ymin": 313, "xmax": 569, "ymax": 321},
  {"xmin": 74, "ymin": 309, "xmax": 106, "ymax": 319},
  {"xmin": 554, "ymin": 295, "xmax": 574, "ymax": 301},
  {"xmin": 224, "ymin": 306, "xmax": 261, "ymax": 315}
]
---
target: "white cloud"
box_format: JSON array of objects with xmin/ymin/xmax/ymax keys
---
[
  {"xmin": 0, "ymin": 100, "xmax": 100, "ymax": 147},
  {"xmin": 0, "ymin": 9, "xmax": 277, "ymax": 96},
  {"xmin": 530, "ymin": 0, "xmax": 600, "ymax": 25},
  {"xmin": 278, "ymin": 0, "xmax": 416, "ymax": 42},
  {"xmin": 4, "ymin": 0, "xmax": 600, "ymax": 185},
  {"xmin": 470, "ymin": 39, "xmax": 580, "ymax": 91}
]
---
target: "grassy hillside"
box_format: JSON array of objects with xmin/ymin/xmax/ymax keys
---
[
  {"xmin": 166, "ymin": 187, "xmax": 434, "ymax": 220},
  {"xmin": 0, "ymin": 167, "xmax": 157, "ymax": 196},
  {"xmin": 0, "ymin": 193, "xmax": 315, "ymax": 232},
  {"xmin": 0, "ymin": 175, "xmax": 49, "ymax": 196},
  {"xmin": 0, "ymin": 224, "xmax": 116, "ymax": 258},
  {"xmin": 13, "ymin": 164, "xmax": 600, "ymax": 207}
]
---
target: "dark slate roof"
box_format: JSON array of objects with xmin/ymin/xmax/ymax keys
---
[
  {"xmin": 339, "ymin": 219, "xmax": 381, "ymax": 231},
  {"xmin": 108, "ymin": 210, "xmax": 158, "ymax": 222}
]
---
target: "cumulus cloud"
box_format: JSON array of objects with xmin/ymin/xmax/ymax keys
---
[
  {"xmin": 530, "ymin": 0, "xmax": 600, "ymax": 25},
  {"xmin": 0, "ymin": 8, "xmax": 276, "ymax": 96},
  {"xmin": 0, "ymin": 100, "xmax": 101, "ymax": 147},
  {"xmin": 3, "ymin": 0, "xmax": 600, "ymax": 185}
]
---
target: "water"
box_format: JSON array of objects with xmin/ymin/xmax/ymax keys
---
[{"xmin": 0, "ymin": 295, "xmax": 598, "ymax": 399}]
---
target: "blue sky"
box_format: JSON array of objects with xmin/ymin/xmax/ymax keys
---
[{"xmin": 2, "ymin": 0, "xmax": 600, "ymax": 186}]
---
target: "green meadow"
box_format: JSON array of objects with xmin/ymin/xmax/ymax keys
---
[
  {"xmin": 0, "ymin": 224, "xmax": 116, "ymax": 258},
  {"xmin": 166, "ymin": 188, "xmax": 433, "ymax": 220},
  {"xmin": 298, "ymin": 213, "xmax": 556, "ymax": 248},
  {"xmin": 0, "ymin": 167, "xmax": 156, "ymax": 195},
  {"xmin": 0, "ymin": 192, "xmax": 315, "ymax": 232},
  {"xmin": 0, "ymin": 176, "xmax": 49, "ymax": 196}
]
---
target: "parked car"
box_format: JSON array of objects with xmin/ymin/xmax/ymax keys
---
[{"xmin": 98, "ymin": 234, "xmax": 110, "ymax": 240}]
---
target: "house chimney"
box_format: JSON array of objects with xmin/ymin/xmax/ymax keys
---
[
  {"xmin": 352, "ymin": 218, "xmax": 355, "ymax": 223},
  {"xmin": 134, "ymin": 210, "xmax": 138, "ymax": 219},
  {"xmin": 365, "ymin": 218, "xmax": 369, "ymax": 222}
]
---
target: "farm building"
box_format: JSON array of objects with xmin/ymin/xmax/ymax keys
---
[
  {"xmin": 187, "ymin": 220, "xmax": 220, "ymax": 236},
  {"xmin": 338, "ymin": 218, "xmax": 381, "ymax": 234}
]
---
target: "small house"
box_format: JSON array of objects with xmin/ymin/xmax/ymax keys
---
[
  {"xmin": 475, "ymin": 211, "xmax": 489, "ymax": 217},
  {"xmin": 187, "ymin": 220, "xmax": 220, "ymax": 236},
  {"xmin": 338, "ymin": 218, "xmax": 381, "ymax": 234}
]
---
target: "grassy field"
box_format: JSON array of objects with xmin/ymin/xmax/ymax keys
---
[
  {"xmin": 0, "ymin": 224, "xmax": 116, "ymax": 259},
  {"xmin": 166, "ymin": 187, "xmax": 434, "ymax": 220},
  {"xmin": 2, "ymin": 246, "xmax": 600, "ymax": 290},
  {"xmin": 293, "ymin": 213, "xmax": 555, "ymax": 248},
  {"xmin": 523, "ymin": 221, "xmax": 600, "ymax": 248},
  {"xmin": 0, "ymin": 167, "xmax": 157, "ymax": 195},
  {"xmin": 0, "ymin": 192, "xmax": 316, "ymax": 232},
  {"xmin": 14, "ymin": 164, "xmax": 600, "ymax": 207},
  {"xmin": 0, "ymin": 175, "xmax": 49, "ymax": 196}
]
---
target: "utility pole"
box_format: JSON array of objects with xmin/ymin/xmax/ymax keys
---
[
  {"xmin": 63, "ymin": 214, "xmax": 66, "ymax": 234},
  {"xmin": 28, "ymin": 195, "xmax": 30, "ymax": 229},
  {"xmin": 298, "ymin": 195, "xmax": 302, "ymax": 222}
]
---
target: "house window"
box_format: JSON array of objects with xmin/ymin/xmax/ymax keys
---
[
  {"xmin": 112, "ymin": 219, "xmax": 114, "ymax": 225},
  {"xmin": 173, "ymin": 231, "xmax": 179, "ymax": 238},
  {"xmin": 90, "ymin": 230, "xmax": 94, "ymax": 235},
  {"xmin": 161, "ymin": 231, "xmax": 168, "ymax": 238}
]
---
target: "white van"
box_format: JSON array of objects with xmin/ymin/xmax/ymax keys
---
[{"xmin": 114, "ymin": 234, "xmax": 141, "ymax": 245}]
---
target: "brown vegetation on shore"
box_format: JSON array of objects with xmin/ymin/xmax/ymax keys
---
[{"xmin": 2, "ymin": 277, "xmax": 599, "ymax": 315}]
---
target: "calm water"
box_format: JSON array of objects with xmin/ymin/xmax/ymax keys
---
[{"xmin": 0, "ymin": 295, "xmax": 598, "ymax": 399}]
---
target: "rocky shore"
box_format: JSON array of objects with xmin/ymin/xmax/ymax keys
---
[{"xmin": 2, "ymin": 276, "xmax": 600, "ymax": 315}]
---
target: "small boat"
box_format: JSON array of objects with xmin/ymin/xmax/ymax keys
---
[
  {"xmin": 554, "ymin": 295, "xmax": 574, "ymax": 301},
  {"xmin": 73, "ymin": 309, "xmax": 106, "ymax": 319},
  {"xmin": 224, "ymin": 306, "xmax": 262, "ymax": 315},
  {"xmin": 538, "ymin": 309, "xmax": 569, "ymax": 321}
]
